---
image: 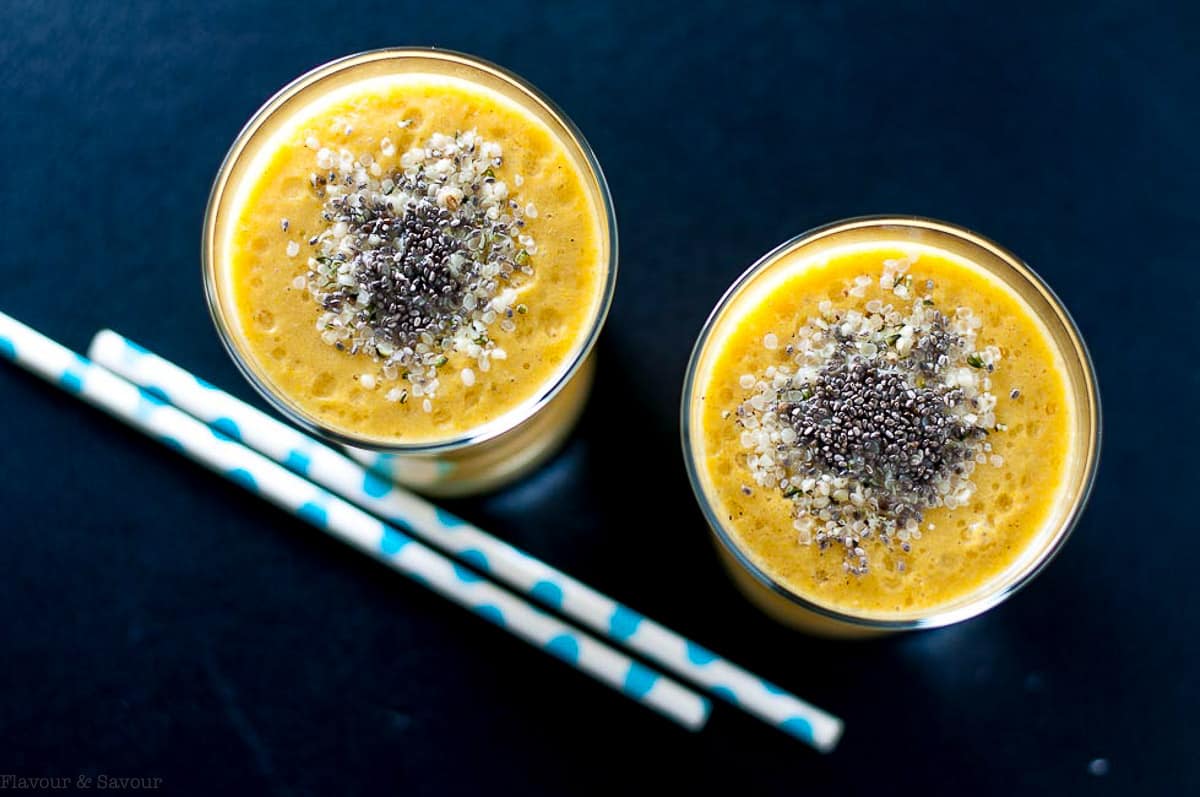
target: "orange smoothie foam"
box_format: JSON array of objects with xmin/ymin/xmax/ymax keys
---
[
  {"xmin": 692, "ymin": 241, "xmax": 1075, "ymax": 619},
  {"xmin": 219, "ymin": 72, "xmax": 605, "ymax": 445}
]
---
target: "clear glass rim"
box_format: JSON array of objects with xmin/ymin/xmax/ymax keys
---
[
  {"xmin": 202, "ymin": 47, "xmax": 618, "ymax": 454},
  {"xmin": 680, "ymin": 215, "xmax": 1102, "ymax": 631}
]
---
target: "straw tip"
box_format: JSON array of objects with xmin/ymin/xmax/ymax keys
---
[
  {"xmin": 682, "ymin": 696, "xmax": 713, "ymax": 732},
  {"xmin": 85, "ymin": 329, "xmax": 123, "ymax": 362},
  {"xmin": 813, "ymin": 718, "xmax": 846, "ymax": 754},
  {"xmin": 781, "ymin": 714, "xmax": 844, "ymax": 753}
]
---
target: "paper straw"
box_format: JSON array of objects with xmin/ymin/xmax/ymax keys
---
[
  {"xmin": 91, "ymin": 329, "xmax": 844, "ymax": 752},
  {"xmin": 0, "ymin": 313, "xmax": 710, "ymax": 731}
]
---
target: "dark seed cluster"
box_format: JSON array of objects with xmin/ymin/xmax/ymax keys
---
[
  {"xmin": 909, "ymin": 314, "xmax": 958, "ymax": 375},
  {"xmin": 780, "ymin": 353, "xmax": 984, "ymax": 539},
  {"xmin": 736, "ymin": 264, "xmax": 1003, "ymax": 576},
  {"xmin": 318, "ymin": 199, "xmax": 471, "ymax": 353},
  {"xmin": 298, "ymin": 129, "xmax": 536, "ymax": 405}
]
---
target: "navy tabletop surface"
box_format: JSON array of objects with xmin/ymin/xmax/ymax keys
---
[{"xmin": 1, "ymin": 1, "xmax": 1196, "ymax": 795}]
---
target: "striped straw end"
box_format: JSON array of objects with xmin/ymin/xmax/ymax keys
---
[{"xmin": 794, "ymin": 714, "xmax": 845, "ymax": 753}]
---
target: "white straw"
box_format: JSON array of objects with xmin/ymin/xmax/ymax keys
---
[
  {"xmin": 0, "ymin": 312, "xmax": 710, "ymax": 732},
  {"xmin": 91, "ymin": 328, "xmax": 844, "ymax": 752}
]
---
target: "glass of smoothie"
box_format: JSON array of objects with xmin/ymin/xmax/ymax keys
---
[
  {"xmin": 204, "ymin": 49, "xmax": 616, "ymax": 496},
  {"xmin": 682, "ymin": 217, "xmax": 1100, "ymax": 636}
]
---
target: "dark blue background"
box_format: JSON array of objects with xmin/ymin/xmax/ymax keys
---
[{"xmin": 1, "ymin": 1, "xmax": 1196, "ymax": 794}]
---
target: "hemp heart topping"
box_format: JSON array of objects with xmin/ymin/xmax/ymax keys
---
[
  {"xmin": 289, "ymin": 128, "xmax": 536, "ymax": 410},
  {"xmin": 736, "ymin": 255, "xmax": 1016, "ymax": 575}
]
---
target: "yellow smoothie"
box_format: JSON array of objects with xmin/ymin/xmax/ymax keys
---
[
  {"xmin": 686, "ymin": 223, "xmax": 1094, "ymax": 631},
  {"xmin": 217, "ymin": 69, "xmax": 606, "ymax": 446}
]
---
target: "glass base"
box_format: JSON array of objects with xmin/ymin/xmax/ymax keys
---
[
  {"xmin": 344, "ymin": 353, "xmax": 596, "ymax": 497},
  {"xmin": 715, "ymin": 541, "xmax": 888, "ymax": 638}
]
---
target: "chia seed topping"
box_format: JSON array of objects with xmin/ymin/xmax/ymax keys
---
[
  {"xmin": 736, "ymin": 255, "xmax": 1005, "ymax": 575},
  {"xmin": 299, "ymin": 129, "xmax": 536, "ymax": 403}
]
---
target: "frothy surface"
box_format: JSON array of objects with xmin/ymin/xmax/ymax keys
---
[
  {"xmin": 693, "ymin": 243, "xmax": 1074, "ymax": 618},
  {"xmin": 224, "ymin": 73, "xmax": 605, "ymax": 444}
]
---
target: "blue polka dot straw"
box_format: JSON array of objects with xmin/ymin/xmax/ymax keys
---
[
  {"xmin": 87, "ymin": 328, "xmax": 845, "ymax": 752},
  {"xmin": 0, "ymin": 312, "xmax": 710, "ymax": 732}
]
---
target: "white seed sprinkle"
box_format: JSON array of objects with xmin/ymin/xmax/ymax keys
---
[
  {"xmin": 734, "ymin": 254, "xmax": 1006, "ymax": 575},
  {"xmin": 302, "ymin": 127, "xmax": 537, "ymax": 408},
  {"xmin": 422, "ymin": 398, "xmax": 433, "ymax": 413},
  {"xmin": 360, "ymin": 374, "xmax": 376, "ymax": 390},
  {"xmin": 460, "ymin": 368, "xmax": 476, "ymax": 386},
  {"xmin": 285, "ymin": 241, "xmax": 300, "ymax": 258}
]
